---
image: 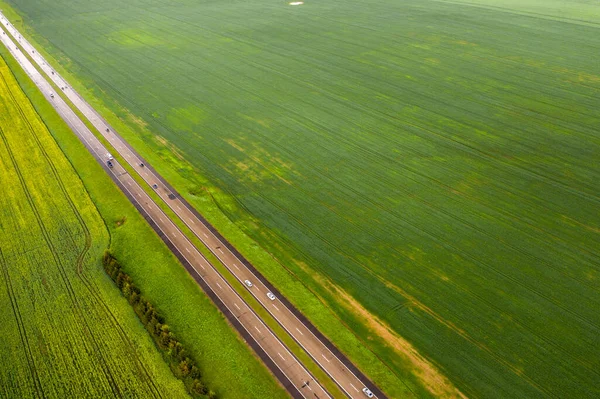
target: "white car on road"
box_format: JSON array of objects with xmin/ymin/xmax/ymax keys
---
[
  {"xmin": 267, "ymin": 292, "xmax": 276, "ymax": 301},
  {"xmin": 244, "ymin": 280, "xmax": 253, "ymax": 288}
]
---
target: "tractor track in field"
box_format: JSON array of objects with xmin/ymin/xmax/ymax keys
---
[
  {"xmin": 0, "ymin": 247, "xmax": 46, "ymax": 399},
  {"xmin": 0, "ymin": 109, "xmax": 124, "ymax": 398},
  {"xmin": 0, "ymin": 69, "xmax": 164, "ymax": 399}
]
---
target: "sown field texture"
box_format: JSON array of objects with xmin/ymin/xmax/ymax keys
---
[
  {"xmin": 5, "ymin": 0, "xmax": 600, "ymax": 397},
  {"xmin": 0, "ymin": 41, "xmax": 288, "ymax": 399},
  {"xmin": 0, "ymin": 55, "xmax": 190, "ymax": 398}
]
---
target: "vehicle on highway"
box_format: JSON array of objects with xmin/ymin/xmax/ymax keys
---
[
  {"xmin": 140, "ymin": 163, "xmax": 145, "ymax": 167},
  {"xmin": 49, "ymin": 93, "xmax": 54, "ymax": 98},
  {"xmin": 244, "ymin": 280, "xmax": 253, "ymax": 288},
  {"xmin": 267, "ymin": 292, "xmax": 276, "ymax": 301},
  {"xmin": 362, "ymin": 387, "xmax": 374, "ymax": 398},
  {"xmin": 106, "ymin": 153, "xmax": 114, "ymax": 161},
  {"xmin": 107, "ymin": 160, "xmax": 113, "ymax": 168},
  {"xmin": 152, "ymin": 184, "xmax": 158, "ymax": 189}
]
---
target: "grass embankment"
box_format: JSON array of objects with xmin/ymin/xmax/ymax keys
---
[
  {"xmin": 0, "ymin": 41, "xmax": 287, "ymax": 399},
  {"xmin": 0, "ymin": 54, "xmax": 189, "ymax": 398}
]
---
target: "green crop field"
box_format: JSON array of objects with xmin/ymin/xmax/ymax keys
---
[
  {"xmin": 4, "ymin": 0, "xmax": 600, "ymax": 397},
  {"xmin": 0, "ymin": 56, "xmax": 190, "ymax": 398}
]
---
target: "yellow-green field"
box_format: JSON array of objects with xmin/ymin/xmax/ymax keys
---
[{"xmin": 0, "ymin": 55, "xmax": 190, "ymax": 398}]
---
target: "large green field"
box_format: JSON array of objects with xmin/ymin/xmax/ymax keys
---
[
  {"xmin": 4, "ymin": 0, "xmax": 600, "ymax": 397},
  {"xmin": 0, "ymin": 55, "xmax": 191, "ymax": 398}
]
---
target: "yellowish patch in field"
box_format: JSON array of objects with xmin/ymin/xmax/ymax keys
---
[
  {"xmin": 454, "ymin": 40, "xmax": 478, "ymax": 47},
  {"xmin": 410, "ymin": 43, "xmax": 431, "ymax": 50},
  {"xmin": 292, "ymin": 258, "xmax": 465, "ymax": 398},
  {"xmin": 239, "ymin": 113, "xmax": 273, "ymax": 129},
  {"xmin": 107, "ymin": 27, "xmax": 166, "ymax": 48},
  {"xmin": 289, "ymin": 2, "xmax": 304, "ymax": 5},
  {"xmin": 224, "ymin": 138, "xmax": 294, "ymax": 185},
  {"xmin": 123, "ymin": 108, "xmax": 149, "ymax": 130},
  {"xmin": 154, "ymin": 135, "xmax": 186, "ymax": 161},
  {"xmin": 235, "ymin": 161, "xmax": 250, "ymax": 172},
  {"xmin": 167, "ymin": 105, "xmax": 206, "ymax": 132}
]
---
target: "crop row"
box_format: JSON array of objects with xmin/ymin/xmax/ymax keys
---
[{"xmin": 0, "ymin": 59, "xmax": 188, "ymax": 398}]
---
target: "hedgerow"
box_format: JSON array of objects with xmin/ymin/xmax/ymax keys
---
[{"xmin": 103, "ymin": 251, "xmax": 216, "ymax": 399}]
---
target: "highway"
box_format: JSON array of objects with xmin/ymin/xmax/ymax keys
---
[{"xmin": 0, "ymin": 12, "xmax": 385, "ymax": 399}]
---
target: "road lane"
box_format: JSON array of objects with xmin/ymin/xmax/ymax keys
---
[
  {"xmin": 0, "ymin": 20, "xmax": 331, "ymax": 399},
  {"xmin": 1, "ymin": 13, "xmax": 386, "ymax": 399}
]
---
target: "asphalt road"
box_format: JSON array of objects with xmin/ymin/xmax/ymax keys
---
[{"xmin": 1, "ymin": 13, "xmax": 385, "ymax": 399}]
